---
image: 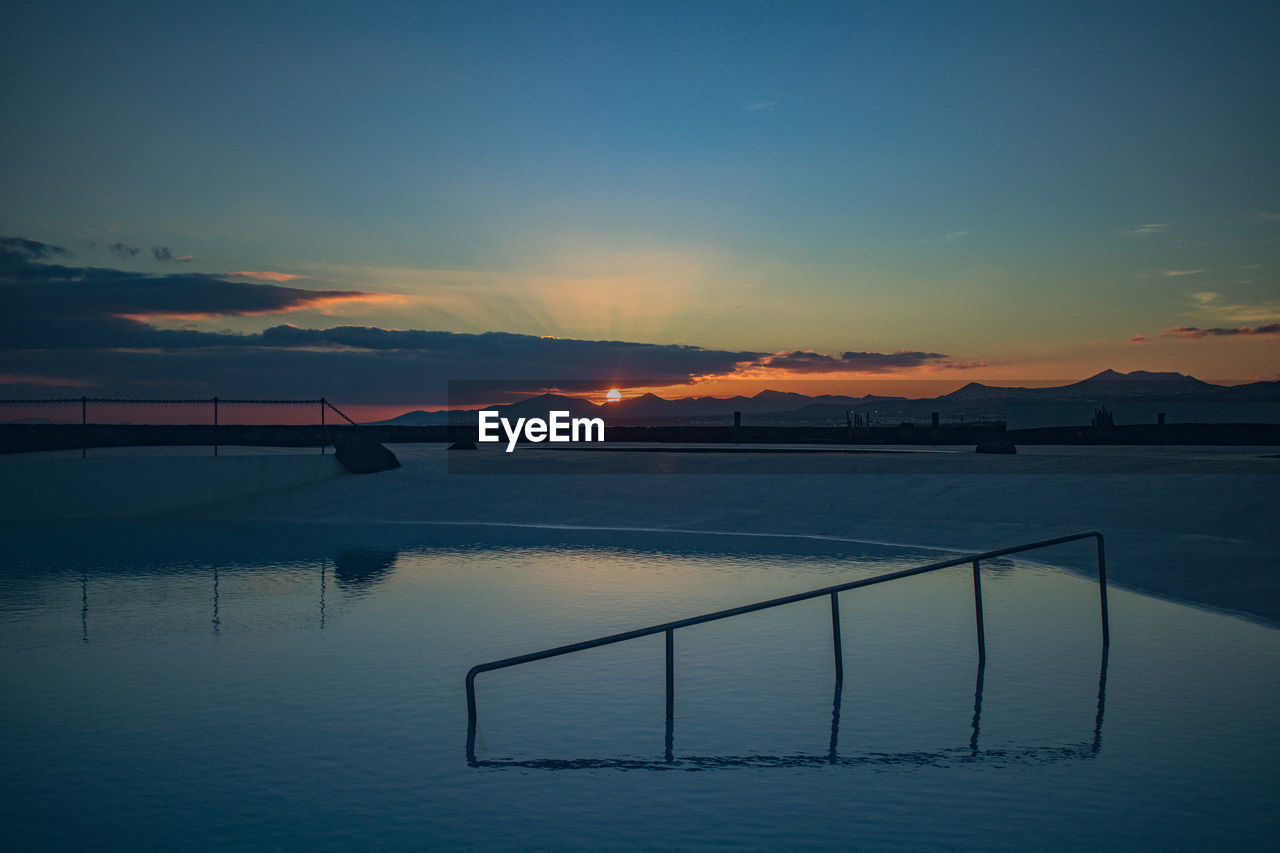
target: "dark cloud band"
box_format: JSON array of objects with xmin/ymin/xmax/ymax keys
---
[{"xmin": 1, "ymin": 236, "xmax": 970, "ymax": 402}]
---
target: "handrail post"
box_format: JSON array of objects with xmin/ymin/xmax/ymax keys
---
[
  {"xmin": 213, "ymin": 396, "xmax": 219, "ymax": 456},
  {"xmin": 81, "ymin": 395, "xmax": 87, "ymax": 458},
  {"xmin": 829, "ymin": 591, "xmax": 844, "ymax": 683},
  {"xmin": 465, "ymin": 669, "xmax": 478, "ymax": 763},
  {"xmin": 664, "ymin": 630, "xmax": 675, "ymax": 762},
  {"xmin": 320, "ymin": 397, "xmax": 326, "ymax": 454},
  {"xmin": 1096, "ymin": 533, "xmax": 1110, "ymax": 647},
  {"xmin": 466, "ymin": 670, "xmax": 478, "ymax": 730},
  {"xmin": 972, "ymin": 559, "xmax": 986, "ymax": 662},
  {"xmin": 665, "ymin": 629, "xmax": 674, "ymax": 721}
]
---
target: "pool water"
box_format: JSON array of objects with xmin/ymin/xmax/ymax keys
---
[{"xmin": 2, "ymin": 521, "xmax": 1277, "ymax": 851}]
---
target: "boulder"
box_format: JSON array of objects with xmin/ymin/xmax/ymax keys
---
[
  {"xmin": 975, "ymin": 438, "xmax": 1017, "ymax": 454},
  {"xmin": 448, "ymin": 438, "xmax": 477, "ymax": 450},
  {"xmin": 334, "ymin": 433, "xmax": 401, "ymax": 474}
]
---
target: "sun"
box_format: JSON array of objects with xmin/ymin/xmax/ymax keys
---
[{"xmin": 605, "ymin": 388, "xmax": 622, "ymax": 402}]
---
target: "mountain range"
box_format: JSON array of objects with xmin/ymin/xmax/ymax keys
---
[{"xmin": 374, "ymin": 369, "xmax": 1280, "ymax": 425}]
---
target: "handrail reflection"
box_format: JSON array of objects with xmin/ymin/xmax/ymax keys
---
[
  {"xmin": 468, "ymin": 649, "xmax": 1109, "ymax": 770},
  {"xmin": 73, "ymin": 552, "xmax": 375, "ymax": 641}
]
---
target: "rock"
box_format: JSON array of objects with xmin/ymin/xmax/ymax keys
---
[
  {"xmin": 334, "ymin": 433, "xmax": 401, "ymax": 473},
  {"xmin": 449, "ymin": 438, "xmax": 477, "ymax": 450},
  {"xmin": 975, "ymin": 438, "xmax": 1017, "ymax": 454}
]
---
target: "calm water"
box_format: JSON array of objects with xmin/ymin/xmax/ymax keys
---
[{"xmin": 2, "ymin": 521, "xmax": 1277, "ymax": 851}]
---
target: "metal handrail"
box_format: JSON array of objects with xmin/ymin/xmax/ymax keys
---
[
  {"xmin": 1, "ymin": 395, "xmax": 361, "ymax": 455},
  {"xmin": 465, "ymin": 531, "xmax": 1108, "ymax": 753},
  {"xmin": 0, "ymin": 396, "xmax": 359, "ymax": 422}
]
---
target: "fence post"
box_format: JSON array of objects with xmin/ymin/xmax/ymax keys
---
[{"xmin": 320, "ymin": 397, "xmax": 326, "ymax": 454}]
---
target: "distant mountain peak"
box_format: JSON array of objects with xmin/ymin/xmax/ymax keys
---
[
  {"xmin": 1082, "ymin": 368, "xmax": 1197, "ymax": 382},
  {"xmin": 1070, "ymin": 369, "xmax": 1214, "ymax": 394},
  {"xmin": 499, "ymin": 392, "xmax": 601, "ymax": 414}
]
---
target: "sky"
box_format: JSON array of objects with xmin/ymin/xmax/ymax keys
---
[{"xmin": 2, "ymin": 0, "xmax": 1279, "ymax": 414}]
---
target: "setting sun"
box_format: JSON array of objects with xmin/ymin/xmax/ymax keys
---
[{"xmin": 605, "ymin": 388, "xmax": 622, "ymax": 402}]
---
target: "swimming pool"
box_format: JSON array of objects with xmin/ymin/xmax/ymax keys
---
[{"xmin": 2, "ymin": 520, "xmax": 1277, "ymax": 850}]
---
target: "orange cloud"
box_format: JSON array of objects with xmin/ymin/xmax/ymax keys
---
[
  {"xmin": 607, "ymin": 356, "xmax": 990, "ymax": 400},
  {"xmin": 231, "ymin": 271, "xmax": 305, "ymax": 282}
]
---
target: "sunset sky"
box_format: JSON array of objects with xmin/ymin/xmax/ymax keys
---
[{"xmin": 3, "ymin": 1, "xmax": 1278, "ymax": 414}]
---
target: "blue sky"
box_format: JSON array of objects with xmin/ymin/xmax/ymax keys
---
[{"xmin": 2, "ymin": 1, "xmax": 1278, "ymax": 405}]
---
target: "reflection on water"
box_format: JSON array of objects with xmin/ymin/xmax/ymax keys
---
[
  {"xmin": 50, "ymin": 540, "xmax": 397, "ymax": 641},
  {"xmin": 470, "ymin": 650, "xmax": 1109, "ymax": 771},
  {"xmin": 1, "ymin": 520, "xmax": 1278, "ymax": 851},
  {"xmin": 79, "ymin": 573, "xmax": 88, "ymax": 644},
  {"xmin": 968, "ymin": 661, "xmax": 983, "ymax": 754},
  {"xmin": 332, "ymin": 550, "xmax": 398, "ymax": 592}
]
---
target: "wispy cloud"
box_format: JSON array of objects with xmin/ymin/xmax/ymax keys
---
[
  {"xmin": 231, "ymin": 270, "xmax": 304, "ymax": 282},
  {"xmin": 1127, "ymin": 334, "xmax": 1150, "ymax": 344},
  {"xmin": 108, "ymin": 241, "xmax": 139, "ymax": 258},
  {"xmin": 0, "ymin": 373, "xmax": 97, "ymax": 388},
  {"xmin": 1162, "ymin": 268, "xmax": 1205, "ymax": 277},
  {"xmin": 944, "ymin": 230, "xmax": 971, "ymax": 242},
  {"xmin": 1184, "ymin": 291, "xmax": 1280, "ymax": 324},
  {"xmin": 746, "ymin": 100, "xmax": 776, "ymax": 111},
  {"xmin": 1163, "ymin": 324, "xmax": 1280, "ymax": 339},
  {"xmin": 750, "ymin": 350, "xmax": 967, "ymax": 375},
  {"xmin": 1130, "ymin": 222, "xmax": 1169, "ymax": 236},
  {"xmin": 230, "ymin": 268, "xmax": 304, "ymax": 281},
  {"xmin": 152, "ymin": 247, "xmax": 193, "ymax": 263}
]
